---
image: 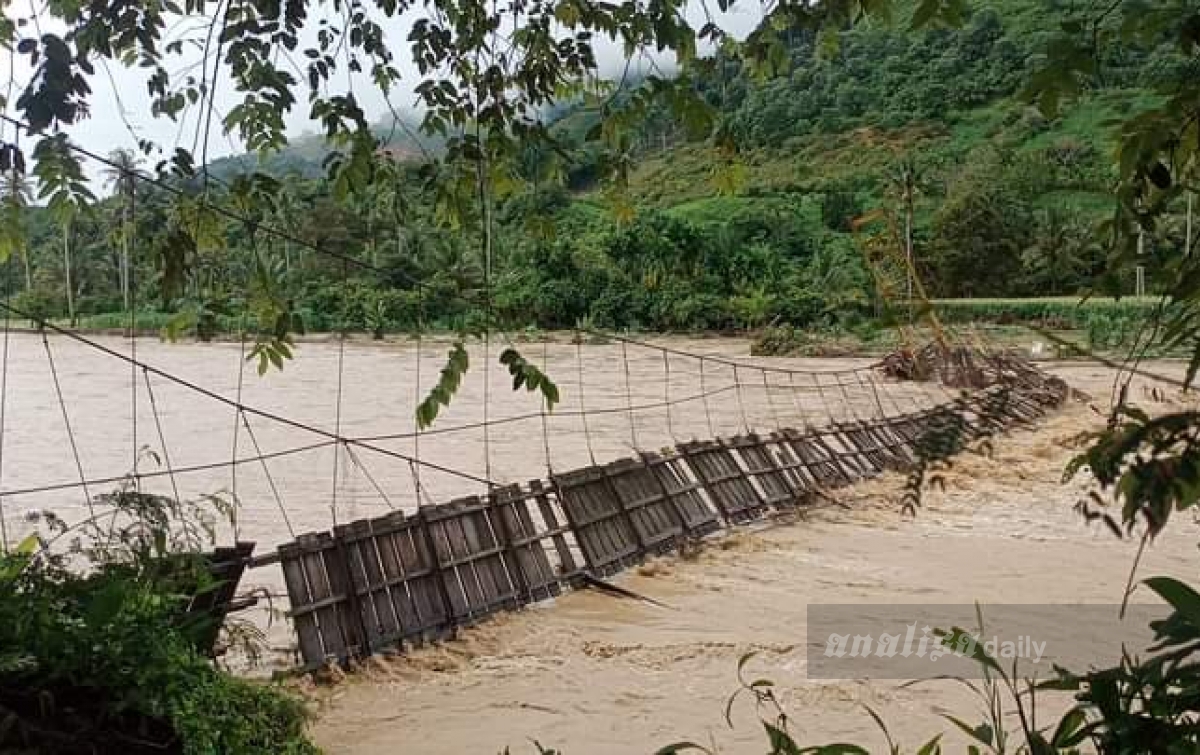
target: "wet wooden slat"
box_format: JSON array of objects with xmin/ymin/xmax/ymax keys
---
[{"xmin": 676, "ymin": 439, "xmax": 767, "ymax": 524}]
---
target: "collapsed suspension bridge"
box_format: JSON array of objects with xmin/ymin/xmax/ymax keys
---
[
  {"xmin": 0, "ymin": 311, "xmax": 1069, "ymax": 669},
  {"xmin": 0, "ymin": 120, "xmax": 1070, "ymax": 671}
]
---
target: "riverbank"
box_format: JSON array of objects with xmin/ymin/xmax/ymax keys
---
[{"xmin": 16, "ymin": 314, "xmax": 1162, "ymax": 364}]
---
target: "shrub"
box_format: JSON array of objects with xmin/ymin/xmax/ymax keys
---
[
  {"xmin": 930, "ymin": 296, "xmax": 1158, "ymax": 329},
  {"xmin": 1, "ymin": 490, "xmax": 318, "ymax": 754}
]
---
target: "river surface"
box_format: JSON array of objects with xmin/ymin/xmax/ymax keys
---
[
  {"xmin": 0, "ymin": 332, "xmax": 948, "ymax": 661},
  {"xmin": 4, "ymin": 333, "xmax": 1195, "ymax": 753},
  {"xmin": 0, "ymin": 333, "xmax": 952, "ymax": 541},
  {"xmin": 305, "ymin": 360, "xmax": 1200, "ymax": 754}
]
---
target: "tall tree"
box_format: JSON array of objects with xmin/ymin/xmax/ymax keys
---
[
  {"xmin": 885, "ymin": 156, "xmax": 925, "ymax": 310},
  {"xmin": 102, "ymin": 148, "xmax": 143, "ymax": 319},
  {"xmin": 0, "ymin": 171, "xmax": 33, "ymax": 289}
]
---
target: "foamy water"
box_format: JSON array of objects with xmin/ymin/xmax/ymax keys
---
[
  {"xmin": 6, "ymin": 331, "xmax": 1195, "ymax": 752},
  {"xmin": 304, "ymin": 361, "xmax": 1200, "ymax": 753}
]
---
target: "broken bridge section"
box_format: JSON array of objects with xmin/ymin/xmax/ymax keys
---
[{"xmin": 274, "ymin": 356, "xmax": 1069, "ymax": 671}]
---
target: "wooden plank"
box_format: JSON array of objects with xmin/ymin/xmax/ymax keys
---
[
  {"xmin": 676, "ymin": 440, "xmax": 767, "ymax": 524},
  {"xmin": 298, "ymin": 532, "xmax": 347, "ymax": 664},
  {"xmin": 326, "ymin": 528, "xmax": 367, "ymax": 660},
  {"xmin": 354, "ymin": 518, "xmax": 404, "ymax": 649},
  {"xmin": 489, "ymin": 486, "xmax": 536, "ymax": 603},
  {"xmin": 451, "ymin": 504, "xmax": 493, "ymax": 615},
  {"xmin": 337, "ymin": 520, "xmax": 387, "ymax": 651},
  {"xmin": 411, "ymin": 508, "xmax": 455, "ymax": 633},
  {"xmin": 553, "ymin": 466, "xmax": 641, "ymax": 574},
  {"xmin": 766, "ymin": 432, "xmax": 818, "ymax": 496},
  {"xmin": 807, "ymin": 430, "xmax": 860, "ymax": 486},
  {"xmin": 469, "ymin": 505, "xmax": 519, "ymax": 612},
  {"xmin": 505, "ymin": 487, "xmax": 559, "ymax": 597},
  {"xmin": 279, "ymin": 541, "xmax": 323, "ymax": 668},
  {"xmin": 373, "ymin": 511, "xmax": 421, "ymax": 640},
  {"xmin": 731, "ymin": 435, "xmax": 797, "ymax": 509},
  {"xmin": 187, "ymin": 541, "xmax": 255, "ymax": 656},
  {"xmin": 605, "ymin": 457, "xmax": 682, "ymax": 551},
  {"xmin": 427, "ymin": 502, "xmax": 473, "ymax": 621},
  {"xmin": 530, "ymin": 479, "xmax": 583, "ymax": 582},
  {"xmin": 645, "ymin": 453, "xmax": 720, "ymax": 535}
]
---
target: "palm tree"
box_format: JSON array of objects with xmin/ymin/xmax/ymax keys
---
[
  {"xmin": 62, "ymin": 214, "xmax": 76, "ymax": 325},
  {"xmin": 102, "ymin": 149, "xmax": 143, "ymax": 317},
  {"xmin": 885, "ymin": 156, "xmax": 930, "ymax": 318},
  {"xmin": 272, "ymin": 179, "xmax": 304, "ymax": 274},
  {"xmin": 0, "ymin": 172, "xmax": 33, "ymax": 289}
]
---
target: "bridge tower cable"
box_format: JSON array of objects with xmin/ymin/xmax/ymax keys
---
[
  {"xmin": 574, "ymin": 332, "xmax": 598, "ymax": 467},
  {"xmin": 127, "ymin": 164, "xmax": 139, "ymax": 491},
  {"xmin": 0, "ymin": 258, "xmax": 11, "ymax": 552},
  {"xmin": 42, "ymin": 332, "xmax": 94, "ymax": 517}
]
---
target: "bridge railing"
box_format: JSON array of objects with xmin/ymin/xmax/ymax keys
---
[{"xmin": 274, "ymin": 366, "xmax": 1069, "ymax": 671}]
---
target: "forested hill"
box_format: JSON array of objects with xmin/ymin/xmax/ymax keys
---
[
  {"xmin": 501, "ymin": 0, "xmax": 1185, "ymax": 328},
  {"xmin": 10, "ymin": 0, "xmax": 1193, "ymax": 335}
]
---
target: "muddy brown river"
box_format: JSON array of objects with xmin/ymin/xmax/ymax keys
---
[{"xmin": 2, "ymin": 333, "xmax": 1195, "ymax": 753}]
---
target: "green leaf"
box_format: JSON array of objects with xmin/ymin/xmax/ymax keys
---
[
  {"xmin": 941, "ymin": 715, "xmax": 993, "ymax": 747},
  {"xmin": 14, "ymin": 533, "xmax": 38, "ymax": 555},
  {"xmin": 1050, "ymin": 706, "xmax": 1088, "ymax": 747},
  {"xmin": 1144, "ymin": 576, "xmax": 1200, "ymax": 627},
  {"xmin": 653, "ymin": 744, "xmax": 712, "ymax": 755}
]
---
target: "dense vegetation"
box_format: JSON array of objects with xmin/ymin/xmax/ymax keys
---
[
  {"xmin": 0, "ymin": 491, "xmax": 316, "ymax": 753},
  {"xmin": 3, "ymin": 0, "xmax": 1195, "ymax": 338}
]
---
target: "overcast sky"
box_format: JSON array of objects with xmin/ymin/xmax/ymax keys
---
[{"xmin": 3, "ymin": 1, "xmax": 765, "ymax": 190}]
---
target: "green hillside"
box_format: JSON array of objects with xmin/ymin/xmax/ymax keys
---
[
  {"xmin": 9, "ymin": 0, "xmax": 1192, "ymax": 336},
  {"xmin": 485, "ymin": 0, "xmax": 1188, "ymax": 329}
]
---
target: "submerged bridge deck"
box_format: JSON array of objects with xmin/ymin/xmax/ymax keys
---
[{"xmin": 267, "ymin": 352, "xmax": 1067, "ymax": 670}]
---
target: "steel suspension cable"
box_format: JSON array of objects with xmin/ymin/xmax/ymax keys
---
[
  {"xmin": 539, "ymin": 338, "xmax": 553, "ymax": 474},
  {"xmin": 835, "ymin": 371, "xmax": 864, "ymax": 424},
  {"xmin": 0, "ymin": 261, "xmax": 11, "ymax": 551},
  {"xmin": 127, "ymin": 173, "xmax": 139, "ymax": 490},
  {"xmin": 575, "ymin": 333, "xmax": 597, "ymax": 466},
  {"xmin": 762, "ymin": 368, "xmax": 783, "ymax": 430},
  {"xmin": 856, "ymin": 369, "xmax": 890, "ymax": 421},
  {"xmin": 230, "ymin": 313, "xmax": 248, "ymax": 540},
  {"xmin": 787, "ymin": 372, "xmax": 809, "ymax": 429},
  {"xmin": 582, "ymin": 327, "xmax": 885, "ymax": 376},
  {"xmin": 0, "ymin": 115, "xmax": 419, "ymax": 288},
  {"xmin": 620, "ymin": 340, "xmax": 638, "ymax": 449},
  {"xmin": 331, "ymin": 260, "xmax": 349, "ymax": 526},
  {"xmin": 699, "ymin": 357, "xmax": 716, "ymax": 438},
  {"xmin": 733, "ymin": 364, "xmax": 751, "ymax": 432},
  {"xmin": 0, "ymin": 302, "xmax": 494, "ymax": 485},
  {"xmin": 240, "ymin": 410, "xmax": 296, "ymax": 538},
  {"xmin": 811, "ymin": 372, "xmax": 834, "ymax": 424},
  {"xmin": 353, "ymin": 382, "xmax": 739, "ymax": 443},
  {"xmin": 142, "ymin": 369, "xmax": 182, "ymax": 503},
  {"xmin": 412, "ymin": 299, "xmax": 426, "ymax": 507},
  {"xmin": 0, "ymin": 438, "xmax": 334, "ymax": 500},
  {"xmin": 345, "ymin": 443, "xmax": 395, "ymax": 510},
  {"xmin": 662, "ymin": 350, "xmax": 676, "ymax": 442},
  {"xmin": 42, "ymin": 333, "xmax": 94, "ymax": 516}
]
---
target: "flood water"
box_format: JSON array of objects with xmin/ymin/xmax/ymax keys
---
[
  {"xmin": 5, "ymin": 331, "xmax": 1198, "ymax": 751},
  {"xmin": 0, "ymin": 332, "xmax": 951, "ymax": 541},
  {"xmin": 0, "ymin": 331, "xmax": 948, "ymax": 661},
  {"xmin": 306, "ymin": 361, "xmax": 1200, "ymax": 754}
]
